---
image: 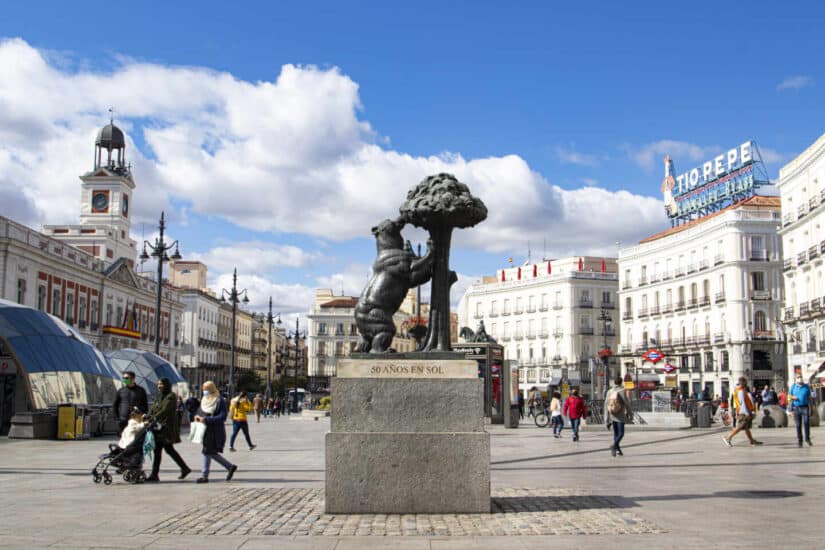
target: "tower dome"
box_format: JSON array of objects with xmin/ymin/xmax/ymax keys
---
[{"xmin": 95, "ymin": 123, "xmax": 126, "ymax": 150}]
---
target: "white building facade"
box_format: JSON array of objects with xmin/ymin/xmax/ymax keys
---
[
  {"xmin": 618, "ymin": 195, "xmax": 785, "ymax": 399},
  {"xmin": 457, "ymin": 257, "xmax": 619, "ymax": 398},
  {"xmin": 778, "ymin": 132, "xmax": 825, "ymax": 390}
]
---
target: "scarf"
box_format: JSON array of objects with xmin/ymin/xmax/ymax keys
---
[{"xmin": 201, "ymin": 381, "xmax": 219, "ymax": 414}]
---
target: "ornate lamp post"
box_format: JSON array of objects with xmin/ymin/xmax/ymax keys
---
[
  {"xmin": 598, "ymin": 308, "xmax": 612, "ymax": 396},
  {"xmin": 220, "ymin": 268, "xmax": 249, "ymax": 398},
  {"xmin": 281, "ymin": 317, "xmax": 306, "ymax": 413},
  {"xmin": 139, "ymin": 211, "xmax": 181, "ymax": 356},
  {"xmin": 266, "ymin": 297, "xmax": 282, "ymax": 401}
]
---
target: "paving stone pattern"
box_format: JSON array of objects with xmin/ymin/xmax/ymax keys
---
[{"xmin": 144, "ymin": 487, "xmax": 664, "ymax": 537}]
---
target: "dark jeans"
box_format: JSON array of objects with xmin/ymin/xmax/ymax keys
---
[
  {"xmin": 570, "ymin": 417, "xmax": 581, "ymax": 439},
  {"xmin": 151, "ymin": 441, "xmax": 189, "ymax": 477},
  {"xmin": 793, "ymin": 406, "xmax": 811, "ymax": 443},
  {"xmin": 612, "ymin": 421, "xmax": 625, "ymax": 450},
  {"xmin": 551, "ymin": 415, "xmax": 564, "ymax": 434},
  {"xmin": 230, "ymin": 420, "xmax": 253, "ymax": 448}
]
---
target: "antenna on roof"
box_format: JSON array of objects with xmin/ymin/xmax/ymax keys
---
[
  {"xmin": 108, "ymin": 107, "xmax": 115, "ymax": 125},
  {"xmin": 527, "ymin": 240, "xmax": 531, "ymax": 264},
  {"xmin": 543, "ymin": 237, "xmax": 546, "ymax": 261}
]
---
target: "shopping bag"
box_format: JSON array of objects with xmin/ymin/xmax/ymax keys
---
[{"xmin": 188, "ymin": 421, "xmax": 205, "ymax": 445}]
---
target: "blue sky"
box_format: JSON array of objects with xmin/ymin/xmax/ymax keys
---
[{"xmin": 1, "ymin": 1, "xmax": 823, "ymax": 318}]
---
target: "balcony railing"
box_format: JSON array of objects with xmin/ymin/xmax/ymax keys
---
[
  {"xmin": 750, "ymin": 249, "xmax": 769, "ymax": 261},
  {"xmin": 810, "ymin": 245, "xmax": 820, "ymax": 260},
  {"xmin": 699, "ymin": 296, "xmax": 711, "ymax": 307},
  {"xmin": 714, "ymin": 332, "xmax": 726, "ymax": 343},
  {"xmin": 603, "ymin": 328, "xmax": 616, "ymax": 337},
  {"xmin": 687, "ymin": 298, "xmax": 699, "ymax": 309},
  {"xmin": 811, "ymin": 299, "xmax": 821, "ymax": 313},
  {"xmin": 784, "ymin": 258, "xmax": 795, "ymax": 271},
  {"xmin": 553, "ymin": 302, "xmax": 563, "ymax": 310},
  {"xmin": 540, "ymin": 330, "xmax": 549, "ymax": 338},
  {"xmin": 579, "ymin": 327, "xmax": 594, "ymax": 335},
  {"xmin": 501, "ymin": 310, "xmax": 511, "ymax": 316},
  {"xmin": 513, "ymin": 332, "xmax": 524, "ymax": 340},
  {"xmin": 675, "ymin": 301, "xmax": 686, "ymax": 311},
  {"xmin": 622, "ymin": 311, "xmax": 633, "ymax": 320},
  {"xmin": 807, "ymin": 341, "xmax": 817, "ymax": 352},
  {"xmin": 638, "ymin": 277, "xmax": 648, "ymax": 286},
  {"xmin": 798, "ymin": 252, "xmax": 808, "ymax": 266},
  {"xmin": 526, "ymin": 331, "xmax": 537, "ymax": 339},
  {"xmin": 489, "ymin": 311, "xmax": 499, "ymax": 317},
  {"xmin": 784, "ymin": 306, "xmax": 794, "ymax": 321},
  {"xmin": 798, "ymin": 204, "xmax": 808, "ymax": 218},
  {"xmin": 661, "ymin": 304, "xmax": 673, "ymax": 314},
  {"xmin": 526, "ymin": 306, "xmax": 536, "ymax": 313},
  {"xmin": 800, "ymin": 303, "xmax": 810, "ymax": 317},
  {"xmin": 715, "ymin": 293, "xmax": 726, "ymax": 303},
  {"xmin": 622, "ymin": 281, "xmax": 633, "ymax": 290},
  {"xmin": 538, "ymin": 305, "xmax": 549, "ymax": 312},
  {"xmin": 714, "ymin": 254, "xmax": 724, "ymax": 265},
  {"xmin": 553, "ymin": 329, "xmax": 564, "ymax": 337},
  {"xmin": 514, "ymin": 308, "xmax": 524, "ymax": 314},
  {"xmin": 638, "ymin": 308, "xmax": 649, "ymax": 318},
  {"xmin": 675, "ymin": 267, "xmax": 685, "ymax": 277},
  {"xmin": 783, "ymin": 213, "xmax": 794, "ymax": 226},
  {"xmin": 751, "ymin": 290, "xmax": 771, "ymax": 301},
  {"xmin": 662, "ymin": 271, "xmax": 673, "ymax": 280},
  {"xmin": 650, "ymin": 305, "xmax": 660, "ymax": 316},
  {"xmin": 699, "ymin": 260, "xmax": 710, "ymax": 270},
  {"xmin": 687, "ymin": 264, "xmax": 697, "ymax": 274},
  {"xmin": 600, "ymin": 302, "xmax": 615, "ymax": 309},
  {"xmin": 578, "ymin": 299, "xmax": 593, "ymax": 308}
]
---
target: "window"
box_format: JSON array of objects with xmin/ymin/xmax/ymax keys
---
[
  {"xmin": 541, "ymin": 294, "xmax": 548, "ymax": 309},
  {"xmin": 751, "ymin": 272, "xmax": 766, "ymax": 291},
  {"xmin": 318, "ymin": 341, "xmax": 326, "ymax": 355},
  {"xmin": 66, "ymin": 293, "xmax": 75, "ymax": 323},
  {"xmin": 602, "ymin": 291, "xmax": 611, "ymax": 305},
  {"xmin": 503, "ymin": 322, "xmax": 510, "ymax": 337},
  {"xmin": 52, "ymin": 288, "xmax": 61, "ymax": 317},
  {"xmin": 335, "ymin": 341, "xmax": 344, "ymax": 356},
  {"xmin": 666, "ymin": 289, "xmax": 672, "ymax": 305},
  {"xmin": 705, "ymin": 352, "xmax": 714, "ymax": 371},
  {"xmin": 754, "ymin": 311, "xmax": 767, "ymax": 333},
  {"xmin": 721, "ymin": 351, "xmax": 729, "ymax": 371},
  {"xmin": 16, "ymin": 278, "xmax": 26, "ymax": 304},
  {"xmin": 318, "ymin": 322, "xmax": 327, "ymax": 335},
  {"xmin": 37, "ymin": 286, "xmax": 47, "ymax": 311},
  {"xmin": 503, "ymin": 299, "xmax": 510, "ymax": 314},
  {"xmin": 475, "ymin": 302, "xmax": 482, "ymax": 317},
  {"xmin": 336, "ymin": 323, "xmax": 344, "ymax": 335},
  {"xmin": 690, "ymin": 283, "xmax": 698, "ymax": 300},
  {"xmin": 490, "ymin": 300, "xmax": 498, "ymax": 315},
  {"xmin": 750, "ymin": 235, "xmax": 766, "ymax": 259},
  {"xmin": 116, "ymin": 307, "xmax": 123, "ymax": 327},
  {"xmin": 106, "ymin": 303, "xmax": 113, "ymax": 326}
]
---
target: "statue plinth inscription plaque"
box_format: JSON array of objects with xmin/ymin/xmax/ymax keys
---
[{"xmin": 325, "ymin": 358, "xmax": 491, "ymax": 514}]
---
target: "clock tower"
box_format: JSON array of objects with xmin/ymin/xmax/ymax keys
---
[{"xmin": 44, "ymin": 117, "xmax": 138, "ymax": 266}]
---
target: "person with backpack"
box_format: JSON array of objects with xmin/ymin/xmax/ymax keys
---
[
  {"xmin": 605, "ymin": 376, "xmax": 632, "ymax": 457},
  {"xmin": 789, "ymin": 375, "xmax": 814, "ymax": 447},
  {"xmin": 723, "ymin": 376, "xmax": 762, "ymax": 447},
  {"xmin": 562, "ymin": 388, "xmax": 587, "ymax": 441}
]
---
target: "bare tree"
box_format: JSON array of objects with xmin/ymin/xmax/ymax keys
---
[{"xmin": 400, "ymin": 173, "xmax": 487, "ymax": 351}]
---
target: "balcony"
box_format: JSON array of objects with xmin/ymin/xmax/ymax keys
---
[
  {"xmin": 91, "ymin": 323, "xmax": 98, "ymax": 331},
  {"xmin": 600, "ymin": 301, "xmax": 615, "ymax": 309},
  {"xmin": 637, "ymin": 308, "xmax": 649, "ymax": 318},
  {"xmin": 695, "ymin": 335, "xmax": 710, "ymax": 346},
  {"xmin": 751, "ymin": 290, "xmax": 771, "ymax": 301},
  {"xmin": 661, "ymin": 304, "xmax": 673, "ymax": 314},
  {"xmin": 798, "ymin": 252, "xmax": 808, "ymax": 266},
  {"xmin": 538, "ymin": 305, "xmax": 549, "ymax": 312},
  {"xmin": 820, "ymin": 341, "xmax": 825, "ymax": 352},
  {"xmin": 553, "ymin": 302, "xmax": 563, "ymax": 310},
  {"xmin": 473, "ymin": 312, "xmax": 483, "ymax": 319},
  {"xmin": 714, "ymin": 332, "xmax": 727, "ymax": 343},
  {"xmin": 784, "ymin": 258, "xmax": 795, "ymax": 271},
  {"xmin": 540, "ymin": 330, "xmax": 549, "ymax": 338},
  {"xmin": 675, "ymin": 267, "xmax": 686, "ymax": 278},
  {"xmin": 489, "ymin": 311, "xmax": 499, "ymax": 317},
  {"xmin": 699, "ymin": 296, "xmax": 711, "ymax": 307},
  {"xmin": 552, "ymin": 355, "xmax": 563, "ymax": 363},
  {"xmin": 526, "ymin": 331, "xmax": 537, "ymax": 339},
  {"xmin": 662, "ymin": 271, "xmax": 673, "ymax": 280},
  {"xmin": 619, "ymin": 345, "xmax": 632, "ymax": 353},
  {"xmin": 650, "ymin": 305, "xmax": 660, "ymax": 316},
  {"xmin": 78, "ymin": 320, "xmax": 87, "ymax": 329},
  {"xmin": 822, "ymin": 240, "xmax": 825, "ymax": 254},
  {"xmin": 513, "ymin": 332, "xmax": 524, "ymax": 340},
  {"xmin": 799, "ymin": 303, "xmax": 810, "ymax": 317},
  {"xmin": 526, "ymin": 306, "xmax": 536, "ymax": 313},
  {"xmin": 687, "ymin": 298, "xmax": 699, "ymax": 309},
  {"xmin": 715, "ymin": 292, "xmax": 726, "ymax": 304},
  {"xmin": 622, "ymin": 281, "xmax": 633, "ymax": 290},
  {"xmin": 808, "ymin": 340, "xmax": 817, "ymax": 352},
  {"xmin": 553, "ymin": 329, "xmax": 564, "ymax": 338},
  {"xmin": 622, "ymin": 311, "xmax": 633, "ymax": 320},
  {"xmin": 603, "ymin": 328, "xmax": 616, "ymax": 337},
  {"xmin": 811, "ymin": 299, "xmax": 821, "ymax": 313},
  {"xmin": 810, "ymin": 245, "xmax": 820, "ymax": 260},
  {"xmin": 638, "ymin": 277, "xmax": 648, "ymax": 286},
  {"xmin": 750, "ymin": 249, "xmax": 769, "ymax": 261},
  {"xmin": 798, "ymin": 204, "xmax": 808, "ymax": 219},
  {"xmin": 650, "ymin": 274, "xmax": 660, "ymax": 283},
  {"xmin": 501, "ymin": 310, "xmax": 511, "ymax": 316},
  {"xmin": 514, "ymin": 308, "xmax": 524, "ymax": 315},
  {"xmin": 783, "ymin": 213, "xmax": 793, "ymax": 227},
  {"xmin": 578, "ymin": 299, "xmax": 593, "ymax": 309},
  {"xmin": 793, "ymin": 344, "xmax": 803, "ymax": 354},
  {"xmin": 714, "ymin": 254, "xmax": 724, "ymax": 265},
  {"xmin": 501, "ymin": 335, "xmax": 511, "ymax": 342},
  {"xmin": 579, "ymin": 327, "xmax": 594, "ymax": 335},
  {"xmin": 699, "ymin": 260, "xmax": 710, "ymax": 270},
  {"xmin": 675, "ymin": 301, "xmax": 686, "ymax": 311},
  {"xmin": 687, "ymin": 264, "xmax": 697, "ymax": 274},
  {"xmin": 812, "ymin": 196, "xmax": 820, "ymax": 210}
]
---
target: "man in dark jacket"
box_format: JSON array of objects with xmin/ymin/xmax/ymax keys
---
[
  {"xmin": 113, "ymin": 371, "xmax": 148, "ymax": 434},
  {"xmin": 146, "ymin": 378, "xmax": 191, "ymax": 482}
]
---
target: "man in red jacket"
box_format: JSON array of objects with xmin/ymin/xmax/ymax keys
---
[{"xmin": 562, "ymin": 388, "xmax": 587, "ymax": 442}]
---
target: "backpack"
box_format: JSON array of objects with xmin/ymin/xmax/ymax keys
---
[{"xmin": 607, "ymin": 389, "xmax": 623, "ymax": 415}]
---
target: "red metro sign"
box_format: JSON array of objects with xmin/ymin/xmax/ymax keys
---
[
  {"xmin": 642, "ymin": 348, "xmax": 665, "ymax": 364},
  {"xmin": 662, "ymin": 363, "xmax": 677, "ymax": 374}
]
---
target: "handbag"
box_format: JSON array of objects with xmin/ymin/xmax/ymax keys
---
[{"xmin": 188, "ymin": 421, "xmax": 206, "ymax": 445}]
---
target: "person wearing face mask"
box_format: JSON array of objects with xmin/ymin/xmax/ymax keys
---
[
  {"xmin": 145, "ymin": 378, "xmax": 192, "ymax": 482},
  {"xmin": 113, "ymin": 371, "xmax": 149, "ymax": 434},
  {"xmin": 193, "ymin": 381, "xmax": 237, "ymax": 483},
  {"xmin": 789, "ymin": 375, "xmax": 813, "ymax": 447}
]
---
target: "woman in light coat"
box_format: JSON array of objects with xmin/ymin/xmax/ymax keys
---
[{"xmin": 193, "ymin": 381, "xmax": 237, "ymax": 483}]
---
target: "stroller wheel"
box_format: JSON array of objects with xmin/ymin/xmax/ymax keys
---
[
  {"xmin": 103, "ymin": 473, "xmax": 113, "ymax": 485},
  {"xmin": 93, "ymin": 474, "xmax": 102, "ymax": 484},
  {"xmin": 123, "ymin": 471, "xmax": 132, "ymax": 483}
]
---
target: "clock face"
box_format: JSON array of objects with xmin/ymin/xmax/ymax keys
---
[
  {"xmin": 92, "ymin": 192, "xmax": 109, "ymax": 212},
  {"xmin": 121, "ymin": 194, "xmax": 129, "ymax": 217}
]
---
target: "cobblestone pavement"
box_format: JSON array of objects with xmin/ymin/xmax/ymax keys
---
[{"xmin": 145, "ymin": 487, "xmax": 663, "ymax": 537}]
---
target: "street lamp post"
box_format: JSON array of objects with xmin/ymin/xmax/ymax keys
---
[
  {"xmin": 598, "ymin": 308, "xmax": 611, "ymax": 397},
  {"xmin": 220, "ymin": 268, "xmax": 249, "ymax": 399},
  {"xmin": 139, "ymin": 211, "xmax": 181, "ymax": 356},
  {"xmin": 265, "ymin": 297, "xmax": 282, "ymax": 401},
  {"xmin": 292, "ymin": 317, "xmax": 301, "ymax": 413}
]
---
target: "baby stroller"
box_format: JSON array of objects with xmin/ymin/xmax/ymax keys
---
[{"xmin": 91, "ymin": 416, "xmax": 159, "ymax": 485}]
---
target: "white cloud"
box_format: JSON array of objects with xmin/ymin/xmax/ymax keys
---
[
  {"xmin": 315, "ymin": 263, "xmax": 372, "ymax": 297},
  {"xmin": 555, "ymin": 144, "xmax": 601, "ymax": 166},
  {"xmin": 777, "ymin": 75, "xmax": 813, "ymax": 91},
  {"xmin": 755, "ymin": 146, "xmax": 785, "ymax": 164},
  {"xmin": 627, "ymin": 140, "xmax": 720, "ymax": 173},
  {"xmin": 209, "ymin": 271, "xmax": 315, "ymax": 317},
  {"xmin": 190, "ymin": 242, "xmax": 319, "ymax": 274},
  {"xmin": 0, "ymin": 37, "xmax": 666, "ymax": 258}
]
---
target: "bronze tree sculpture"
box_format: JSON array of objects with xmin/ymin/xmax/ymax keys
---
[{"xmin": 399, "ymin": 173, "xmax": 487, "ymax": 351}]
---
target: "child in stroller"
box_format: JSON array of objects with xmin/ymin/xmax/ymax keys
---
[{"xmin": 92, "ymin": 409, "xmax": 158, "ymax": 485}]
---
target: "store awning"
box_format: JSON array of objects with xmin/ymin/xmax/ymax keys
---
[{"xmin": 547, "ymin": 377, "xmax": 562, "ymax": 386}]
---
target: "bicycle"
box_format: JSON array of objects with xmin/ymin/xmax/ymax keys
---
[{"xmin": 534, "ymin": 406, "xmax": 550, "ymax": 428}]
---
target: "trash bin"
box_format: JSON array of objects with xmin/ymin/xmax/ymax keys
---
[
  {"xmin": 57, "ymin": 404, "xmax": 78, "ymax": 440},
  {"xmin": 696, "ymin": 402, "xmax": 712, "ymax": 428}
]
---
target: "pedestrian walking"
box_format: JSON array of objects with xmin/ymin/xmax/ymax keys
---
[
  {"xmin": 549, "ymin": 391, "xmax": 563, "ymax": 437},
  {"xmin": 146, "ymin": 378, "xmax": 191, "ymax": 482},
  {"xmin": 184, "ymin": 394, "xmax": 200, "ymax": 423},
  {"xmin": 723, "ymin": 377, "xmax": 762, "ymax": 447},
  {"xmin": 252, "ymin": 394, "xmax": 264, "ymax": 423},
  {"xmin": 527, "ymin": 387, "xmax": 538, "ymax": 418},
  {"xmin": 113, "ymin": 370, "xmax": 148, "ymax": 434},
  {"xmin": 274, "ymin": 397, "xmax": 282, "ymax": 417},
  {"xmin": 229, "ymin": 391, "xmax": 256, "ymax": 451},
  {"xmin": 789, "ymin": 375, "xmax": 814, "ymax": 447},
  {"xmin": 517, "ymin": 392, "xmax": 525, "ymax": 420},
  {"xmin": 562, "ymin": 388, "xmax": 587, "ymax": 442},
  {"xmin": 193, "ymin": 381, "xmax": 237, "ymax": 483},
  {"xmin": 265, "ymin": 397, "xmax": 274, "ymax": 418},
  {"xmin": 605, "ymin": 377, "xmax": 631, "ymax": 457},
  {"xmin": 778, "ymin": 389, "xmax": 788, "ymax": 409}
]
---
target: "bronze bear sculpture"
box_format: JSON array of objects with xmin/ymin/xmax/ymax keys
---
[{"xmin": 355, "ymin": 218, "xmax": 433, "ymax": 353}]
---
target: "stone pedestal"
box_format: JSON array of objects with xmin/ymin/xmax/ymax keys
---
[{"xmin": 325, "ymin": 358, "xmax": 490, "ymax": 514}]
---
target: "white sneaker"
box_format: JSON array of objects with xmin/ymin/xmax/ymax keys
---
[{"xmin": 722, "ymin": 437, "xmax": 732, "ymax": 447}]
